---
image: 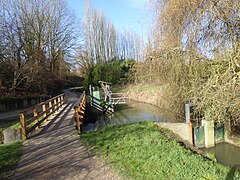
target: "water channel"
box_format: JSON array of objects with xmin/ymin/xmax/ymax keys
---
[
  {"xmin": 202, "ymin": 143, "xmax": 240, "ymax": 169},
  {"xmin": 94, "ymin": 100, "xmax": 179, "ymax": 129},
  {"xmin": 89, "ymin": 100, "xmax": 240, "ymax": 169}
]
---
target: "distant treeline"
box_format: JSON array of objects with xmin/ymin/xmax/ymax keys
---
[{"xmin": 0, "ymin": 0, "xmax": 143, "ymax": 95}]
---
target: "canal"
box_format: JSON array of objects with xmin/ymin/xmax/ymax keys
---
[
  {"xmin": 202, "ymin": 142, "xmax": 240, "ymax": 169},
  {"xmin": 94, "ymin": 100, "xmax": 179, "ymax": 129}
]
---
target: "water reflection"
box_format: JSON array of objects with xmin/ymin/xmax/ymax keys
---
[
  {"xmin": 95, "ymin": 100, "xmax": 179, "ymax": 129},
  {"xmin": 202, "ymin": 142, "xmax": 240, "ymax": 169}
]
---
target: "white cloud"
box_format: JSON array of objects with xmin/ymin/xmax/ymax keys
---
[{"xmin": 123, "ymin": 0, "xmax": 148, "ymax": 10}]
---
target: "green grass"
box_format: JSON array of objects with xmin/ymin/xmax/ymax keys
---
[
  {"xmin": 0, "ymin": 141, "xmax": 22, "ymax": 179},
  {"xmin": 81, "ymin": 122, "xmax": 240, "ymax": 180}
]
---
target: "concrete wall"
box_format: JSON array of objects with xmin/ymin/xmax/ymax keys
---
[
  {"xmin": 156, "ymin": 122, "xmax": 192, "ymax": 143},
  {"xmin": 202, "ymin": 120, "xmax": 215, "ymax": 148}
]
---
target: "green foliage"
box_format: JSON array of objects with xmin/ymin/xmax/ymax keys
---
[
  {"xmin": 93, "ymin": 63, "xmax": 121, "ymax": 84},
  {"xmin": 81, "ymin": 122, "xmax": 240, "ymax": 179},
  {"xmin": 83, "ymin": 66, "xmax": 95, "ymax": 90},
  {"xmin": 0, "ymin": 141, "xmax": 22, "ymax": 179},
  {"xmin": 83, "ymin": 59, "xmax": 135, "ymax": 90}
]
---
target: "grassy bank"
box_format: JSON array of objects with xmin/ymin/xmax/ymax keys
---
[
  {"xmin": 0, "ymin": 141, "xmax": 22, "ymax": 179},
  {"xmin": 81, "ymin": 122, "xmax": 240, "ymax": 180}
]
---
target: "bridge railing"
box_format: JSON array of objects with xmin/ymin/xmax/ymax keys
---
[
  {"xmin": 20, "ymin": 93, "xmax": 67, "ymax": 140},
  {"xmin": 110, "ymin": 93, "xmax": 127, "ymax": 105},
  {"xmin": 74, "ymin": 91, "xmax": 87, "ymax": 133}
]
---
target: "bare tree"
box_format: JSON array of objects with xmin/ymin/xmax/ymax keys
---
[
  {"xmin": 0, "ymin": 0, "xmax": 79, "ymax": 92},
  {"xmin": 76, "ymin": 0, "xmax": 144, "ymax": 76},
  {"xmin": 134, "ymin": 0, "xmax": 240, "ymax": 129}
]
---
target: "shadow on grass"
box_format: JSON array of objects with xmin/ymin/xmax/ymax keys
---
[{"xmin": 225, "ymin": 165, "xmax": 240, "ymax": 180}]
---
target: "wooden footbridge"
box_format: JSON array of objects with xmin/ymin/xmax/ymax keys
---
[
  {"xmin": 19, "ymin": 91, "xmax": 87, "ymax": 140},
  {"xmin": 12, "ymin": 90, "xmax": 120, "ymax": 179}
]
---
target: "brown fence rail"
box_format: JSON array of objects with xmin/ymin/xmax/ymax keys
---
[
  {"xmin": 74, "ymin": 91, "xmax": 87, "ymax": 133},
  {"xmin": 20, "ymin": 93, "xmax": 67, "ymax": 140}
]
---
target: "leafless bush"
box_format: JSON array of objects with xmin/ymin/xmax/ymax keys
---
[{"xmin": 133, "ymin": 0, "xmax": 240, "ymax": 130}]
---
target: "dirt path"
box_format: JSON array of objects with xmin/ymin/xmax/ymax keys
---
[
  {"xmin": 13, "ymin": 92, "xmax": 120, "ymax": 180},
  {"xmin": 0, "ymin": 109, "xmax": 23, "ymax": 121}
]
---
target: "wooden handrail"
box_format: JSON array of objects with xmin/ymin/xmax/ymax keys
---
[
  {"xmin": 21, "ymin": 93, "xmax": 66, "ymax": 114},
  {"xmin": 74, "ymin": 91, "xmax": 87, "ymax": 133},
  {"xmin": 19, "ymin": 93, "xmax": 67, "ymax": 140}
]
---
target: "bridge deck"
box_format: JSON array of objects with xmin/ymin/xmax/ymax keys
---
[{"xmin": 13, "ymin": 92, "xmax": 120, "ymax": 180}]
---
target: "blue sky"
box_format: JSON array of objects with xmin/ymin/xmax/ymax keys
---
[{"xmin": 67, "ymin": 0, "xmax": 149, "ymax": 36}]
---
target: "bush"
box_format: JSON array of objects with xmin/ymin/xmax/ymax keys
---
[{"xmin": 83, "ymin": 59, "xmax": 135, "ymax": 90}]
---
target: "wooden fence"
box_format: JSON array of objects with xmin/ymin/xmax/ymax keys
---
[
  {"xmin": 74, "ymin": 91, "xmax": 87, "ymax": 133},
  {"xmin": 20, "ymin": 93, "xmax": 67, "ymax": 140}
]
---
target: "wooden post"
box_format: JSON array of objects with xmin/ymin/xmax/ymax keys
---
[
  {"xmin": 33, "ymin": 107, "xmax": 38, "ymax": 117},
  {"xmin": 189, "ymin": 122, "xmax": 193, "ymax": 144},
  {"xmin": 20, "ymin": 113, "xmax": 27, "ymax": 140},
  {"xmin": 74, "ymin": 108, "xmax": 80, "ymax": 133},
  {"xmin": 33, "ymin": 107, "xmax": 39, "ymax": 129},
  {"xmin": 57, "ymin": 97, "xmax": 61, "ymax": 110},
  {"xmin": 63, "ymin": 94, "xmax": 67, "ymax": 104},
  {"xmin": 42, "ymin": 104, "xmax": 46, "ymax": 118},
  {"xmin": 49, "ymin": 101, "xmax": 52, "ymax": 113},
  {"xmin": 54, "ymin": 99, "xmax": 57, "ymax": 112},
  {"xmin": 60, "ymin": 96, "xmax": 63, "ymax": 107}
]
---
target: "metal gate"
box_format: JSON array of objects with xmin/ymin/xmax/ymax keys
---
[
  {"xmin": 214, "ymin": 124, "xmax": 224, "ymax": 143},
  {"xmin": 193, "ymin": 126, "xmax": 205, "ymax": 148}
]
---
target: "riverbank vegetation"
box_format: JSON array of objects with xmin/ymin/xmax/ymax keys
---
[
  {"xmin": 81, "ymin": 122, "xmax": 240, "ymax": 179},
  {"xmin": 0, "ymin": 141, "xmax": 22, "ymax": 179},
  {"xmin": 128, "ymin": 0, "xmax": 240, "ymax": 134}
]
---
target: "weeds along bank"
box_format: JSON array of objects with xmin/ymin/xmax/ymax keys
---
[
  {"xmin": 127, "ymin": 47, "xmax": 240, "ymax": 136},
  {"xmin": 137, "ymin": 0, "xmax": 240, "ymax": 135},
  {"xmin": 124, "ymin": 85, "xmax": 165, "ymax": 107}
]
